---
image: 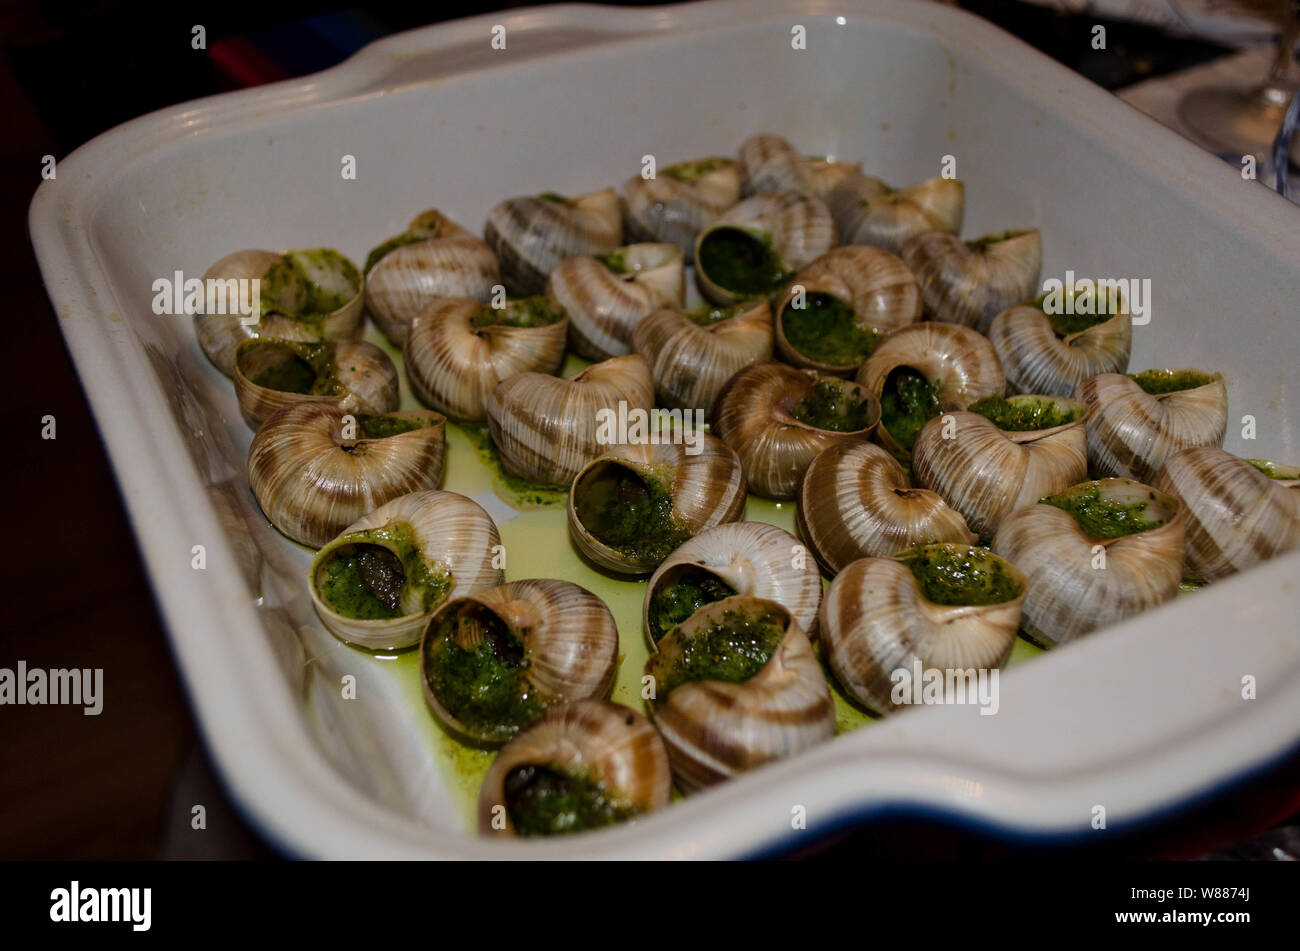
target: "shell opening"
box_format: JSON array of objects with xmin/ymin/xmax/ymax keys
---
[
  {"xmin": 353, "ymin": 414, "xmax": 428, "ymax": 440},
  {"xmin": 239, "ymin": 340, "xmax": 340, "ymax": 395},
  {"xmin": 879, "ymin": 366, "xmax": 942, "ymax": 451},
  {"xmin": 259, "ymin": 249, "xmax": 360, "ymax": 321},
  {"xmin": 1030, "ymin": 282, "xmax": 1124, "ymax": 338},
  {"xmin": 966, "ymin": 394, "xmax": 1082, "ymax": 432},
  {"xmin": 646, "ymin": 564, "xmax": 738, "ymax": 644},
  {"xmin": 314, "ymin": 528, "xmax": 451, "ymax": 620},
  {"xmin": 788, "ymin": 378, "xmax": 880, "ymax": 433},
  {"xmin": 780, "ymin": 293, "xmax": 883, "ymax": 367},
  {"xmin": 684, "ymin": 303, "xmax": 745, "ymax": 327},
  {"xmin": 696, "ymin": 227, "xmax": 789, "ymax": 297},
  {"xmin": 502, "ymin": 763, "xmax": 639, "ymax": 837},
  {"xmin": 1041, "ymin": 479, "xmax": 1177, "ymax": 540},
  {"xmin": 664, "ymin": 157, "xmax": 731, "ymax": 183},
  {"xmin": 647, "ymin": 601, "xmax": 788, "ymax": 702},
  {"xmin": 894, "ymin": 544, "xmax": 1024, "ymax": 606},
  {"xmin": 573, "ymin": 461, "xmax": 691, "ymax": 565},
  {"xmin": 1128, "ymin": 369, "xmax": 1217, "ymax": 395},
  {"xmin": 471, "ymin": 297, "xmax": 566, "ymax": 330}
]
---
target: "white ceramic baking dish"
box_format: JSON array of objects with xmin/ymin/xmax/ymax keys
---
[{"xmin": 29, "ymin": 0, "xmax": 1300, "ymax": 858}]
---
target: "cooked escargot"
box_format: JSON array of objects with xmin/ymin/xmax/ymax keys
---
[
  {"xmin": 484, "ymin": 188, "xmax": 622, "ymax": 295},
  {"xmin": 712, "ymin": 362, "xmax": 881, "ymax": 499},
  {"xmin": 1076, "ymin": 369, "xmax": 1228, "ymax": 482},
  {"xmin": 233, "ymin": 337, "xmax": 398, "ymax": 431},
  {"xmin": 631, "ymin": 300, "xmax": 773, "ymax": 412},
  {"xmin": 486, "ymin": 354, "xmax": 655, "ymax": 487},
  {"xmin": 363, "ymin": 210, "xmax": 500, "ymax": 345},
  {"xmin": 796, "ymin": 440, "xmax": 976, "ymax": 576},
  {"xmin": 826, "ymin": 173, "xmax": 964, "ymax": 253},
  {"xmin": 619, "ymin": 157, "xmax": 741, "ymax": 260},
  {"xmin": 420, "ymin": 579, "xmax": 619, "ymax": 747},
  {"xmin": 694, "ymin": 190, "xmax": 837, "ymax": 305},
  {"xmin": 899, "ymin": 229, "xmax": 1042, "ymax": 332},
  {"xmin": 774, "ymin": 245, "xmax": 922, "ymax": 375},
  {"xmin": 856, "ymin": 322, "xmax": 1006, "ymax": 458},
  {"xmin": 912, "ymin": 394, "xmax": 1090, "ymax": 540},
  {"xmin": 196, "ymin": 248, "xmax": 364, "ymax": 377},
  {"xmin": 309, "ymin": 490, "xmax": 503, "ymax": 650},
  {"xmin": 546, "ymin": 243, "xmax": 685, "ymax": 361},
  {"xmin": 820, "ymin": 544, "xmax": 1025, "ymax": 715},
  {"xmin": 477, "ymin": 700, "xmax": 672, "ymax": 837},
  {"xmin": 642, "ymin": 521, "xmax": 823, "ymax": 649},
  {"xmin": 248, "ymin": 403, "xmax": 445, "ymax": 548},
  {"xmin": 1245, "ymin": 458, "xmax": 1300, "ymax": 487},
  {"xmin": 643, "ymin": 595, "xmax": 834, "ymax": 790},
  {"xmin": 992, "ymin": 478, "xmax": 1186, "ymax": 648},
  {"xmin": 1153, "ymin": 447, "xmax": 1300, "ymax": 582},
  {"xmin": 568, "ymin": 435, "xmax": 746, "ymax": 576},
  {"xmin": 404, "ymin": 295, "xmax": 567, "ymax": 423},
  {"xmin": 987, "ymin": 284, "xmax": 1131, "ymax": 397}
]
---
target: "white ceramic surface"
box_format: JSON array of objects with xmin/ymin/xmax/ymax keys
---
[{"xmin": 28, "ymin": 0, "xmax": 1300, "ymax": 858}]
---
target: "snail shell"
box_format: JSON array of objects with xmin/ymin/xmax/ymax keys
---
[
  {"xmin": 773, "ymin": 245, "xmax": 922, "ymax": 375},
  {"xmin": 987, "ymin": 290, "xmax": 1132, "ymax": 397},
  {"xmin": 899, "ymin": 229, "xmax": 1042, "ymax": 332},
  {"xmin": 308, "ymin": 490, "xmax": 503, "ymax": 650},
  {"xmin": 196, "ymin": 248, "xmax": 364, "ymax": 377},
  {"xmin": 477, "ymin": 700, "xmax": 672, "ymax": 836},
  {"xmin": 233, "ymin": 337, "xmax": 399, "ymax": 431},
  {"xmin": 642, "ymin": 521, "xmax": 823, "ymax": 650},
  {"xmin": 630, "ymin": 300, "xmax": 773, "ymax": 412},
  {"xmin": 404, "ymin": 296, "xmax": 568, "ymax": 423},
  {"xmin": 737, "ymin": 133, "xmax": 812, "ymax": 195},
  {"xmin": 820, "ymin": 544, "xmax": 1025, "ymax": 715},
  {"xmin": 644, "ymin": 595, "xmax": 835, "ymax": 790},
  {"xmin": 712, "ymin": 362, "xmax": 881, "ymax": 499},
  {"xmin": 1243, "ymin": 459, "xmax": 1300, "ymax": 488},
  {"xmin": 618, "ymin": 157, "xmax": 742, "ymax": 260},
  {"xmin": 694, "ymin": 190, "xmax": 837, "ymax": 305},
  {"xmin": 992, "ymin": 478, "xmax": 1187, "ymax": 648},
  {"xmin": 857, "ymin": 322, "xmax": 1006, "ymax": 459},
  {"xmin": 567, "ymin": 435, "xmax": 747, "ymax": 576},
  {"xmin": 546, "ymin": 243, "xmax": 686, "ymax": 361},
  {"xmin": 796, "ymin": 440, "xmax": 976, "ymax": 576},
  {"xmin": 420, "ymin": 579, "xmax": 620, "ymax": 747},
  {"xmin": 805, "ymin": 157, "xmax": 864, "ymax": 201},
  {"xmin": 1152, "ymin": 447, "xmax": 1300, "ymax": 582},
  {"xmin": 826, "ymin": 174, "xmax": 964, "ymax": 253},
  {"xmin": 484, "ymin": 188, "xmax": 623, "ymax": 295},
  {"xmin": 248, "ymin": 403, "xmax": 445, "ymax": 548},
  {"xmin": 485, "ymin": 354, "xmax": 655, "ymax": 487},
  {"xmin": 912, "ymin": 395, "xmax": 1090, "ymax": 540},
  {"xmin": 363, "ymin": 210, "xmax": 500, "ymax": 346},
  {"xmin": 1076, "ymin": 370, "xmax": 1228, "ymax": 482}
]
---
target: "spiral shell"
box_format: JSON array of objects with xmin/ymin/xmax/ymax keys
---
[
  {"xmin": 992, "ymin": 478, "xmax": 1186, "ymax": 648},
  {"xmin": 567, "ymin": 435, "xmax": 746, "ymax": 576},
  {"xmin": 737, "ymin": 133, "xmax": 811, "ymax": 195},
  {"xmin": 363, "ymin": 210, "xmax": 500, "ymax": 345},
  {"xmin": 485, "ymin": 354, "xmax": 655, "ymax": 487},
  {"xmin": 484, "ymin": 188, "xmax": 623, "ymax": 295},
  {"xmin": 1077, "ymin": 370, "xmax": 1228, "ymax": 482},
  {"xmin": 712, "ymin": 362, "xmax": 881, "ymax": 499},
  {"xmin": 1152, "ymin": 447, "xmax": 1300, "ymax": 582},
  {"xmin": 642, "ymin": 522, "xmax": 823, "ymax": 649},
  {"xmin": 900, "ymin": 229, "xmax": 1042, "ymax": 332},
  {"xmin": 477, "ymin": 700, "xmax": 672, "ymax": 837},
  {"xmin": 420, "ymin": 579, "xmax": 620, "ymax": 747},
  {"xmin": 631, "ymin": 300, "xmax": 773, "ymax": 412},
  {"xmin": 619, "ymin": 157, "xmax": 741, "ymax": 260},
  {"xmin": 820, "ymin": 544, "xmax": 1025, "ymax": 715},
  {"xmin": 826, "ymin": 174, "xmax": 964, "ymax": 253},
  {"xmin": 644, "ymin": 595, "xmax": 834, "ymax": 790},
  {"xmin": 805, "ymin": 157, "xmax": 864, "ymax": 201},
  {"xmin": 773, "ymin": 245, "xmax": 922, "ymax": 375},
  {"xmin": 912, "ymin": 395, "xmax": 1090, "ymax": 540},
  {"xmin": 233, "ymin": 337, "xmax": 398, "ymax": 431},
  {"xmin": 308, "ymin": 490, "xmax": 503, "ymax": 650},
  {"xmin": 248, "ymin": 403, "xmax": 445, "ymax": 548},
  {"xmin": 404, "ymin": 296, "xmax": 568, "ymax": 423},
  {"xmin": 796, "ymin": 440, "xmax": 976, "ymax": 576},
  {"xmin": 547, "ymin": 243, "xmax": 685, "ymax": 361}
]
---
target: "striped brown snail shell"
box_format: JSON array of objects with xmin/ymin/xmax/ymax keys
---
[
  {"xmin": 546, "ymin": 242, "xmax": 685, "ymax": 361},
  {"xmin": 796, "ymin": 440, "xmax": 976, "ymax": 577},
  {"xmin": 712, "ymin": 362, "xmax": 881, "ymax": 500},
  {"xmin": 477, "ymin": 700, "xmax": 672, "ymax": 837},
  {"xmin": 737, "ymin": 133, "xmax": 812, "ymax": 195},
  {"xmin": 900, "ymin": 229, "xmax": 1042, "ymax": 332},
  {"xmin": 247, "ymin": 403, "xmax": 445, "ymax": 548},
  {"xmin": 308, "ymin": 490, "xmax": 503, "ymax": 650},
  {"xmin": 805, "ymin": 156, "xmax": 864, "ymax": 201},
  {"xmin": 484, "ymin": 188, "xmax": 622, "ymax": 295},
  {"xmin": 420, "ymin": 579, "xmax": 620, "ymax": 748},
  {"xmin": 1152, "ymin": 447, "xmax": 1300, "ymax": 582},
  {"xmin": 1244, "ymin": 459, "xmax": 1300, "ymax": 487},
  {"xmin": 992, "ymin": 478, "xmax": 1186, "ymax": 648},
  {"xmin": 363, "ymin": 209, "xmax": 500, "ymax": 346},
  {"xmin": 619, "ymin": 157, "xmax": 741, "ymax": 261},
  {"xmin": 643, "ymin": 595, "xmax": 834, "ymax": 790},
  {"xmin": 820, "ymin": 544, "xmax": 1025, "ymax": 715},
  {"xmin": 1076, "ymin": 369, "xmax": 1228, "ymax": 482},
  {"xmin": 826, "ymin": 173, "xmax": 964, "ymax": 253},
  {"xmin": 404, "ymin": 296, "xmax": 568, "ymax": 423}
]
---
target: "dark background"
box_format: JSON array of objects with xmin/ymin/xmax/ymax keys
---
[{"xmin": 4, "ymin": 0, "xmax": 1297, "ymax": 860}]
